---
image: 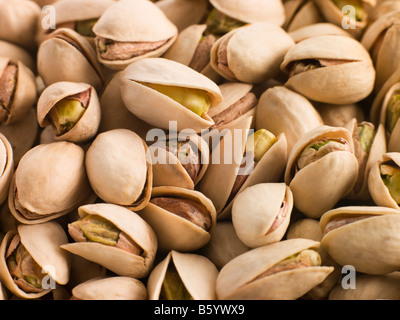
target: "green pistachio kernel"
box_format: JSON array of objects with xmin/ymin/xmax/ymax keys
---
[
  {"xmin": 48, "ymin": 99, "xmax": 86, "ymax": 136},
  {"xmin": 386, "ymin": 94, "xmax": 400, "ymax": 133},
  {"xmin": 381, "ymin": 163, "xmax": 400, "ymax": 204},
  {"xmin": 74, "ymin": 215, "xmax": 120, "ymax": 246},
  {"xmin": 280, "ymin": 249, "xmax": 322, "ymax": 268},
  {"xmin": 245, "ymin": 129, "xmax": 277, "ymax": 162},
  {"xmin": 75, "ymin": 18, "xmax": 98, "ymax": 37},
  {"xmin": 357, "ymin": 123, "xmax": 375, "ymax": 153},
  {"xmin": 205, "ymin": 8, "xmax": 245, "ymax": 36},
  {"xmin": 160, "ymin": 262, "xmax": 193, "ymax": 300},
  {"xmin": 332, "ymin": 0, "xmax": 364, "ymax": 22},
  {"xmin": 140, "ymin": 82, "xmax": 211, "ymax": 117}
]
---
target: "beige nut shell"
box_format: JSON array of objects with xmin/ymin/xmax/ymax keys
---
[{"xmin": 0, "ymin": 134, "xmax": 13, "ymax": 206}]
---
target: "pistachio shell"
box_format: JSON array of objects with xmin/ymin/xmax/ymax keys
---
[
  {"xmin": 71, "ymin": 276, "xmax": 147, "ymax": 300},
  {"xmin": 210, "ymin": 23, "xmax": 295, "ymax": 84},
  {"xmin": 289, "ymin": 22, "xmax": 353, "ymax": 43},
  {"xmin": 283, "ymin": 0, "xmax": 324, "ymax": 32},
  {"xmin": 0, "ymin": 221, "xmax": 70, "ymax": 299},
  {"xmin": 0, "ymin": 134, "xmax": 13, "ymax": 206},
  {"xmin": 316, "ymin": 102, "xmax": 364, "ymax": 127},
  {"xmin": 281, "ymin": 35, "xmax": 375, "ymax": 104},
  {"xmin": 320, "ymin": 206, "xmax": 400, "ymax": 274},
  {"xmin": 139, "ymin": 186, "xmax": 217, "ymax": 252},
  {"xmin": 232, "ymin": 183, "xmax": 293, "ymax": 248},
  {"xmin": 85, "ymin": 129, "xmax": 152, "ymax": 210},
  {"xmin": 216, "ymin": 238, "xmax": 334, "ymax": 300},
  {"xmin": 68, "ymin": 254, "xmax": 107, "ymax": 290},
  {"xmin": 61, "ymin": 203, "xmax": 157, "ymax": 278},
  {"xmin": 0, "ymin": 40, "xmax": 35, "ymax": 72},
  {"xmin": 284, "ymin": 125, "xmax": 359, "ymax": 218},
  {"xmin": 120, "ymin": 58, "xmax": 223, "ymax": 132},
  {"xmin": 209, "ymin": 0, "xmax": 285, "ymax": 26},
  {"xmin": 147, "ymin": 250, "xmax": 219, "ymax": 300},
  {"xmin": 37, "ymin": 82, "xmax": 101, "ymax": 143}
]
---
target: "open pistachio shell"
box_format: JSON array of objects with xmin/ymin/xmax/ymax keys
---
[
  {"xmin": 61, "ymin": 203, "xmax": 157, "ymax": 279},
  {"xmin": 320, "ymin": 206, "xmax": 400, "ymax": 274},
  {"xmin": 255, "ymin": 86, "xmax": 323, "ymax": 155},
  {"xmin": 210, "ymin": 23, "xmax": 295, "ymax": 84},
  {"xmin": 8, "ymin": 141, "xmax": 93, "ymax": 224},
  {"xmin": 216, "ymin": 238, "xmax": 334, "ymax": 300},
  {"xmin": 284, "ymin": 125, "xmax": 359, "ymax": 218},
  {"xmin": 281, "ymin": 35, "xmax": 375, "ymax": 104},
  {"xmin": 209, "ymin": 0, "xmax": 285, "ymax": 26},
  {"xmin": 71, "ymin": 276, "xmax": 147, "ymax": 300},
  {"xmin": 283, "ymin": 0, "xmax": 324, "ymax": 32},
  {"xmin": 232, "ymin": 183, "xmax": 293, "ymax": 248},
  {"xmin": 149, "ymin": 131, "xmax": 210, "ymax": 190},
  {"xmin": 368, "ymin": 152, "xmax": 400, "ymax": 209},
  {"xmin": 329, "ymin": 272, "xmax": 400, "ymax": 300},
  {"xmin": 37, "ymin": 28, "xmax": 104, "ymax": 92},
  {"xmin": 147, "ymin": 250, "xmax": 219, "ymax": 300},
  {"xmin": 0, "ymin": 221, "xmax": 70, "ymax": 299},
  {"xmin": 121, "ymin": 58, "xmax": 223, "ymax": 132},
  {"xmin": 199, "ymin": 115, "xmax": 287, "ymax": 219},
  {"xmin": 362, "ymin": 11, "xmax": 400, "ymax": 93},
  {"xmin": 0, "ymin": 134, "xmax": 13, "ymax": 206},
  {"xmin": 85, "ymin": 129, "xmax": 152, "ymax": 211},
  {"xmin": 139, "ymin": 186, "xmax": 217, "ymax": 252},
  {"xmin": 289, "ymin": 22, "xmax": 353, "ymax": 43},
  {"xmin": 37, "ymin": 82, "xmax": 101, "ymax": 143},
  {"xmin": 0, "ymin": 40, "xmax": 35, "ymax": 72},
  {"xmin": 93, "ymin": 0, "xmax": 178, "ymax": 71}
]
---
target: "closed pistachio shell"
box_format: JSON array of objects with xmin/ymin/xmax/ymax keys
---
[
  {"xmin": 289, "ymin": 22, "xmax": 353, "ymax": 43},
  {"xmin": 37, "ymin": 28, "xmax": 105, "ymax": 92},
  {"xmin": 71, "ymin": 276, "xmax": 147, "ymax": 300},
  {"xmin": 9, "ymin": 141, "xmax": 93, "ymax": 224},
  {"xmin": 283, "ymin": 0, "xmax": 324, "ymax": 32},
  {"xmin": 0, "ymin": 221, "xmax": 70, "ymax": 299},
  {"xmin": 281, "ymin": 35, "xmax": 375, "ymax": 104},
  {"xmin": 0, "ymin": 134, "xmax": 13, "ymax": 206},
  {"xmin": 61, "ymin": 203, "xmax": 157, "ymax": 279},
  {"xmin": 284, "ymin": 125, "xmax": 359, "ymax": 218},
  {"xmin": 316, "ymin": 102, "xmax": 364, "ymax": 127},
  {"xmin": 209, "ymin": 0, "xmax": 286, "ymax": 26},
  {"xmin": 37, "ymin": 82, "xmax": 101, "ymax": 143},
  {"xmin": 320, "ymin": 206, "xmax": 400, "ymax": 274},
  {"xmin": 210, "ymin": 23, "xmax": 295, "ymax": 84},
  {"xmin": 255, "ymin": 86, "xmax": 323, "ymax": 154},
  {"xmin": 139, "ymin": 186, "xmax": 217, "ymax": 252},
  {"xmin": 85, "ymin": 129, "xmax": 152, "ymax": 211},
  {"xmin": 216, "ymin": 238, "xmax": 334, "ymax": 300},
  {"xmin": 120, "ymin": 58, "xmax": 223, "ymax": 132},
  {"xmin": 147, "ymin": 250, "xmax": 219, "ymax": 300},
  {"xmin": 93, "ymin": 0, "xmax": 178, "ymax": 70},
  {"xmin": 232, "ymin": 183, "xmax": 293, "ymax": 248}
]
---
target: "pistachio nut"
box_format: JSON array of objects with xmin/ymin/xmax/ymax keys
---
[
  {"xmin": 199, "ymin": 221, "xmax": 250, "ymax": 270},
  {"xmin": 0, "ymin": 40, "xmax": 36, "ymax": 73},
  {"xmin": 209, "ymin": 0, "xmax": 286, "ymax": 27},
  {"xmin": 0, "ymin": 281, "xmax": 6, "ymax": 300},
  {"xmin": 284, "ymin": 125, "xmax": 359, "ymax": 218},
  {"xmin": 0, "ymin": 222, "xmax": 70, "ymax": 299},
  {"xmin": 370, "ymin": 1, "xmax": 400, "ymax": 23},
  {"xmin": 204, "ymin": 8, "xmax": 247, "ymax": 37},
  {"xmin": 232, "ymin": 183, "xmax": 293, "ymax": 248},
  {"xmin": 288, "ymin": 22, "xmax": 353, "ymax": 43},
  {"xmin": 147, "ymin": 250, "xmax": 219, "ymax": 300},
  {"xmin": 316, "ymin": 102, "xmax": 364, "ymax": 127},
  {"xmin": 210, "ymin": 23, "xmax": 295, "ymax": 84},
  {"xmin": 93, "ymin": 0, "xmax": 178, "ymax": 71},
  {"xmin": 67, "ymin": 254, "xmax": 107, "ymax": 290},
  {"xmin": 8, "ymin": 141, "xmax": 93, "ymax": 224},
  {"xmin": 199, "ymin": 115, "xmax": 287, "ymax": 219},
  {"xmin": 120, "ymin": 58, "xmax": 223, "ymax": 132},
  {"xmin": 139, "ymin": 186, "xmax": 217, "ymax": 252},
  {"xmin": 0, "ymin": 133, "xmax": 13, "ymax": 206},
  {"xmin": 255, "ymin": 86, "xmax": 323, "ymax": 154},
  {"xmin": 281, "ymin": 35, "xmax": 375, "ymax": 104},
  {"xmin": 216, "ymin": 238, "xmax": 334, "ymax": 300},
  {"xmin": 37, "ymin": 28, "xmax": 105, "ymax": 92},
  {"xmin": 361, "ymin": 11, "xmax": 400, "ymax": 92},
  {"xmin": 283, "ymin": 0, "xmax": 324, "ymax": 32},
  {"xmin": 368, "ymin": 152, "xmax": 400, "ymax": 209},
  {"xmin": 149, "ymin": 132, "xmax": 209, "ymax": 190},
  {"xmin": 85, "ymin": 129, "xmax": 152, "ymax": 211},
  {"xmin": 329, "ymin": 272, "xmax": 400, "ymax": 300},
  {"xmin": 0, "ymin": 0, "xmax": 41, "ymax": 50},
  {"xmin": 37, "ymin": 82, "xmax": 100, "ymax": 144},
  {"xmin": 313, "ymin": 0, "xmax": 375, "ymax": 38},
  {"xmin": 71, "ymin": 276, "xmax": 147, "ymax": 300},
  {"xmin": 320, "ymin": 206, "xmax": 400, "ymax": 274}
]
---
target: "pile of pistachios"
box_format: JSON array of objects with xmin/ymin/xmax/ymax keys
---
[{"xmin": 2, "ymin": 0, "xmax": 400, "ymax": 301}]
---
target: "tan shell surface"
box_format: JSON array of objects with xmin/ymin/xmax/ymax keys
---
[
  {"xmin": 210, "ymin": 0, "xmax": 285, "ymax": 26},
  {"xmin": 289, "ymin": 22, "xmax": 352, "ymax": 43},
  {"xmin": 283, "ymin": 0, "xmax": 323, "ymax": 32},
  {"xmin": 121, "ymin": 58, "xmax": 223, "ymax": 132},
  {"xmin": 216, "ymin": 238, "xmax": 333, "ymax": 300},
  {"xmin": 139, "ymin": 186, "xmax": 217, "ymax": 252},
  {"xmin": 232, "ymin": 183, "xmax": 293, "ymax": 248},
  {"xmin": 320, "ymin": 206, "xmax": 400, "ymax": 274},
  {"xmin": 37, "ymin": 82, "xmax": 101, "ymax": 143},
  {"xmin": 72, "ymin": 276, "xmax": 147, "ymax": 300},
  {"xmin": 0, "ymin": 40, "xmax": 35, "ymax": 72},
  {"xmin": 0, "ymin": 134, "xmax": 13, "ymax": 206},
  {"xmin": 85, "ymin": 129, "xmax": 152, "ymax": 210},
  {"xmin": 147, "ymin": 250, "xmax": 219, "ymax": 300}
]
